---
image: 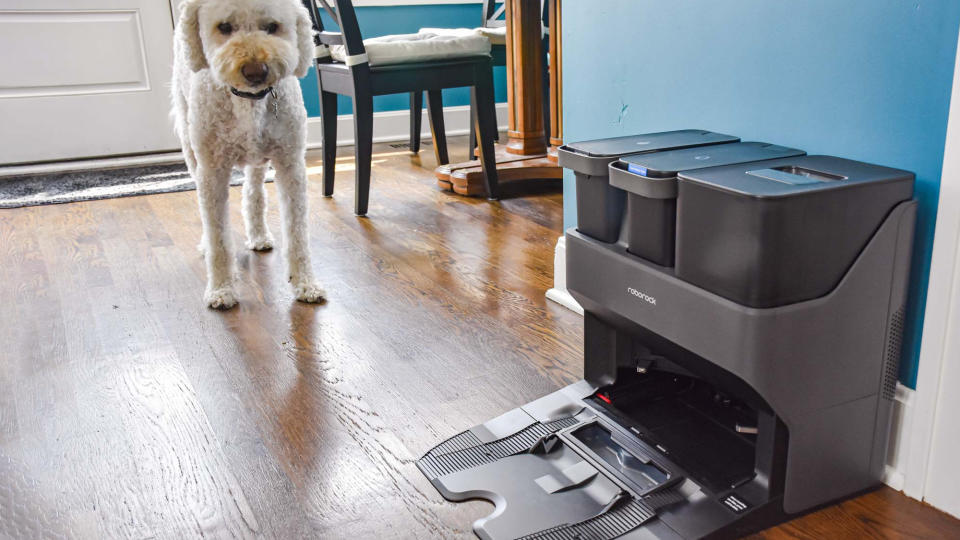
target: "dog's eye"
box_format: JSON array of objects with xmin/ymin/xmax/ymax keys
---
[
  {"xmin": 264, "ymin": 22, "xmax": 280, "ymax": 34},
  {"xmin": 217, "ymin": 22, "xmax": 233, "ymax": 35}
]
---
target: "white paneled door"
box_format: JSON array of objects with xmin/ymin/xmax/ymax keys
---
[{"xmin": 0, "ymin": 1, "xmax": 179, "ymax": 165}]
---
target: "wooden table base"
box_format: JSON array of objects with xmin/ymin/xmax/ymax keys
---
[
  {"xmin": 435, "ymin": 144, "xmax": 562, "ymax": 197},
  {"xmin": 435, "ymin": 0, "xmax": 564, "ymax": 199}
]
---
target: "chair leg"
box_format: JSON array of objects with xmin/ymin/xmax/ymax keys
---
[
  {"xmin": 409, "ymin": 91, "xmax": 422, "ymax": 153},
  {"xmin": 467, "ymin": 94, "xmax": 496, "ymax": 158},
  {"xmin": 473, "ymin": 69, "xmax": 500, "ymax": 200},
  {"xmin": 320, "ymin": 90, "xmax": 338, "ymax": 197},
  {"xmin": 426, "ymin": 89, "xmax": 449, "ymax": 165},
  {"xmin": 353, "ymin": 92, "xmax": 374, "ymax": 216},
  {"xmin": 468, "ymin": 94, "xmax": 477, "ymax": 158}
]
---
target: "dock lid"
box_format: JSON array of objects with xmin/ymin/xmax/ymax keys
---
[
  {"xmin": 564, "ymin": 129, "xmax": 738, "ymax": 158},
  {"xmin": 619, "ymin": 142, "xmax": 805, "ymax": 178},
  {"xmin": 677, "ymin": 155, "xmax": 915, "ymax": 199}
]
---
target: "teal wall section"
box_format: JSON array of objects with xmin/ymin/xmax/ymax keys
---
[
  {"xmin": 561, "ymin": 0, "xmax": 960, "ymax": 387},
  {"xmin": 299, "ymin": 4, "xmax": 508, "ymax": 116}
]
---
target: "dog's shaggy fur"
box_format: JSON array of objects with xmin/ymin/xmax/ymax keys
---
[{"xmin": 172, "ymin": 0, "xmax": 323, "ymax": 309}]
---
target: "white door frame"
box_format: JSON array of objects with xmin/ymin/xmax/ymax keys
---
[{"xmin": 900, "ymin": 24, "xmax": 960, "ymax": 517}]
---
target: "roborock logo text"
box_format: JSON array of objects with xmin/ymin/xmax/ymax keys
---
[{"xmin": 627, "ymin": 287, "xmax": 657, "ymax": 305}]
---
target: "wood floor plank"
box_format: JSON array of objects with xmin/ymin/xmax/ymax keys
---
[
  {"xmin": 112, "ymin": 351, "xmax": 260, "ymax": 539},
  {"xmin": 1, "ymin": 135, "xmax": 958, "ymax": 539}
]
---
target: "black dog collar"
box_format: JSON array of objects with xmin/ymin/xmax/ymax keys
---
[{"xmin": 230, "ymin": 86, "xmax": 273, "ymax": 100}]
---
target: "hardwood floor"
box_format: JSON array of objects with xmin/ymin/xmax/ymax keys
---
[{"xmin": 0, "ymin": 136, "xmax": 956, "ymax": 539}]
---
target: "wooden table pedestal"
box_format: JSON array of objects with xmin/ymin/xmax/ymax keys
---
[{"xmin": 435, "ymin": 0, "xmax": 563, "ymax": 197}]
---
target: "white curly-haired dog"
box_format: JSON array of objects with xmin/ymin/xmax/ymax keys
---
[{"xmin": 172, "ymin": 0, "xmax": 324, "ymax": 309}]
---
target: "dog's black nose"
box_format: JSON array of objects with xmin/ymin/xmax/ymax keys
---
[{"xmin": 242, "ymin": 62, "xmax": 269, "ymax": 84}]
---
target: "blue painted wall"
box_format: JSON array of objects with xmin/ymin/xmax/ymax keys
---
[
  {"xmin": 298, "ymin": 4, "xmax": 508, "ymax": 116},
  {"xmin": 561, "ymin": 0, "xmax": 960, "ymax": 387}
]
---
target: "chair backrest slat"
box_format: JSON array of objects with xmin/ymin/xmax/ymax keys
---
[
  {"xmin": 315, "ymin": 0, "xmax": 338, "ymax": 22},
  {"xmin": 331, "ymin": 0, "xmax": 366, "ymax": 57},
  {"xmin": 490, "ymin": 4, "xmax": 506, "ymax": 23},
  {"xmin": 480, "ymin": 1, "xmax": 548, "ymax": 33},
  {"xmin": 481, "ymin": 0, "xmax": 504, "ymax": 29},
  {"xmin": 303, "ymin": 0, "xmax": 328, "ymax": 40},
  {"xmin": 317, "ymin": 31, "xmax": 343, "ymax": 46},
  {"xmin": 302, "ymin": 0, "xmax": 366, "ymax": 61}
]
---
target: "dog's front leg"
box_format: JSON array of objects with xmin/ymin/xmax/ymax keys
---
[
  {"xmin": 242, "ymin": 165, "xmax": 274, "ymax": 251},
  {"xmin": 273, "ymin": 157, "xmax": 325, "ymax": 303},
  {"xmin": 195, "ymin": 163, "xmax": 238, "ymax": 309}
]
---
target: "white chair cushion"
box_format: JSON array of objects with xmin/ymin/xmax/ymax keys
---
[
  {"xmin": 420, "ymin": 26, "xmax": 506, "ymax": 46},
  {"xmin": 330, "ymin": 29, "xmax": 491, "ymax": 66},
  {"xmin": 479, "ymin": 26, "xmax": 507, "ymax": 46}
]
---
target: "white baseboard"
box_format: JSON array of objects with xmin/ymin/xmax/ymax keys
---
[
  {"xmin": 547, "ymin": 232, "xmax": 918, "ymax": 493},
  {"xmin": 546, "ymin": 236, "xmax": 584, "ymax": 315},
  {"xmin": 884, "ymin": 383, "xmax": 915, "ymax": 491},
  {"xmin": 0, "ymin": 103, "xmax": 508, "ymax": 178},
  {"xmin": 0, "ymin": 151, "xmax": 185, "ymax": 178},
  {"xmin": 306, "ymin": 102, "xmax": 509, "ymax": 150}
]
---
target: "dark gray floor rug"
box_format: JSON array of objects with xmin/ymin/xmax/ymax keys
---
[{"xmin": 0, "ymin": 162, "xmax": 269, "ymax": 209}]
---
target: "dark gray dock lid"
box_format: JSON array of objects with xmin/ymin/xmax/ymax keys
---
[
  {"xmin": 565, "ymin": 129, "xmax": 738, "ymax": 158},
  {"xmin": 619, "ymin": 142, "xmax": 805, "ymax": 178},
  {"xmin": 677, "ymin": 155, "xmax": 915, "ymax": 199}
]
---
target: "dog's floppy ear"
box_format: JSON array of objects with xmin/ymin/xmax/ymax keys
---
[
  {"xmin": 178, "ymin": 0, "xmax": 207, "ymax": 72},
  {"xmin": 293, "ymin": 2, "xmax": 316, "ymax": 78}
]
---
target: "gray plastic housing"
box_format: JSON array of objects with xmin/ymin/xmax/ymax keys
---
[
  {"xmin": 419, "ymin": 198, "xmax": 915, "ymax": 539},
  {"xmin": 420, "ymin": 145, "xmax": 916, "ymax": 537},
  {"xmin": 675, "ymin": 155, "xmax": 915, "ymax": 307},
  {"xmin": 567, "ymin": 199, "xmax": 917, "ymax": 515},
  {"xmin": 557, "ymin": 130, "xmax": 739, "ymax": 243}
]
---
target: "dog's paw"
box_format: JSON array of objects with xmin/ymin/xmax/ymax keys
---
[
  {"xmin": 245, "ymin": 234, "xmax": 274, "ymax": 252},
  {"xmin": 205, "ymin": 286, "xmax": 238, "ymax": 310},
  {"xmin": 293, "ymin": 281, "xmax": 326, "ymax": 304}
]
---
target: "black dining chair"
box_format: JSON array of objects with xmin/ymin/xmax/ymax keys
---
[
  {"xmin": 407, "ymin": 0, "xmax": 549, "ymax": 155},
  {"xmin": 304, "ymin": 0, "xmax": 502, "ymax": 215}
]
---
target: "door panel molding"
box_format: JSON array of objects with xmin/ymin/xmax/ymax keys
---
[{"xmin": 0, "ymin": 10, "xmax": 151, "ymax": 98}]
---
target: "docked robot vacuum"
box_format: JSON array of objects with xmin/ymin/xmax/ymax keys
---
[{"xmin": 417, "ymin": 131, "xmax": 916, "ymax": 540}]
